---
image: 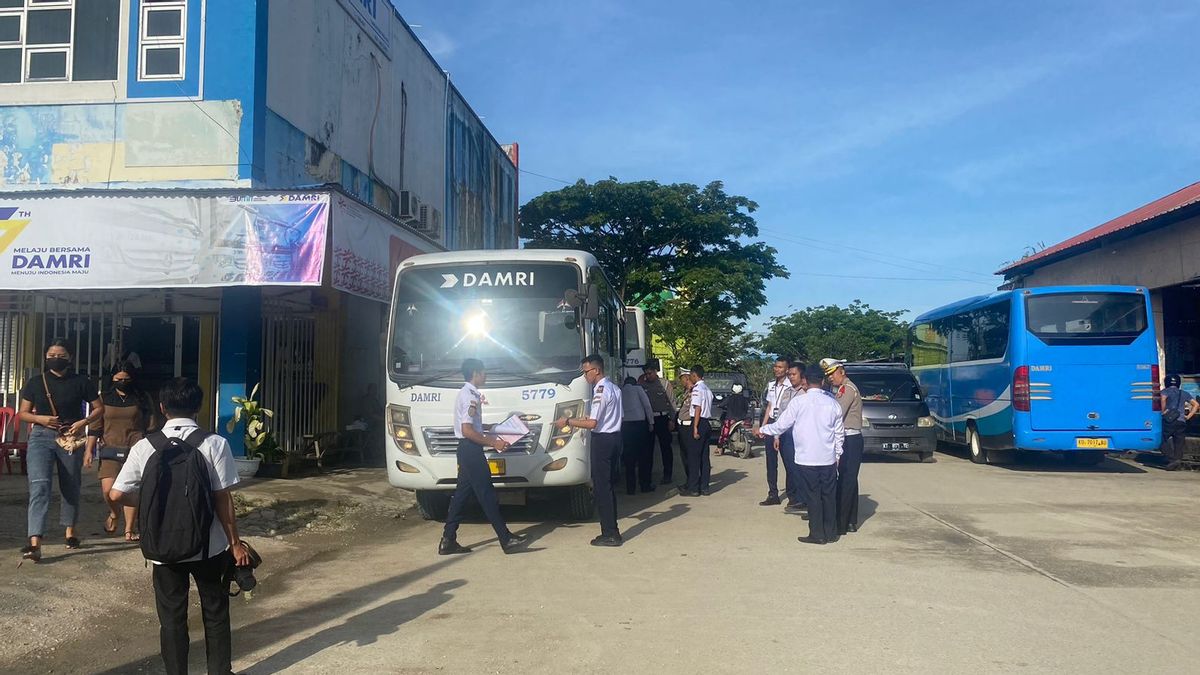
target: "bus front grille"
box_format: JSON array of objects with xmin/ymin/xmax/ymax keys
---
[{"xmin": 422, "ymin": 425, "xmax": 542, "ymax": 455}]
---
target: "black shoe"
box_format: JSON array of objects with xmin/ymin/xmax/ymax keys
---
[
  {"xmin": 759, "ymin": 495, "xmax": 781, "ymax": 506},
  {"xmin": 797, "ymin": 536, "xmax": 827, "ymax": 545},
  {"xmin": 20, "ymin": 544, "xmax": 41, "ymax": 563},
  {"xmin": 784, "ymin": 504, "xmax": 806, "ymax": 514},
  {"xmin": 641, "ymin": 485, "xmax": 656, "ymax": 493},
  {"xmin": 699, "ymin": 490, "xmax": 710, "ymax": 496},
  {"xmin": 591, "ymin": 534, "xmax": 623, "ymax": 547},
  {"xmin": 64, "ymin": 537, "xmax": 81, "ymax": 550},
  {"xmin": 1165, "ymin": 460, "xmax": 1182, "ymax": 471},
  {"xmin": 828, "ymin": 536, "xmax": 840, "ymax": 544},
  {"xmin": 501, "ymin": 533, "xmax": 528, "ymax": 554},
  {"xmin": 438, "ymin": 538, "xmax": 472, "ymax": 555},
  {"xmin": 677, "ymin": 489, "xmax": 697, "ymax": 497},
  {"xmin": 847, "ymin": 523, "xmax": 858, "ymax": 533}
]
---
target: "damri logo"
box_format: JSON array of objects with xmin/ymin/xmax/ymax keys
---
[
  {"xmin": 440, "ymin": 271, "xmax": 536, "ymax": 288},
  {"xmin": 1, "ymin": 207, "xmax": 92, "ymax": 276}
]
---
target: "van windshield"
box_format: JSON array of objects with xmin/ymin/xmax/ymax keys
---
[{"xmin": 848, "ymin": 372, "xmax": 922, "ymax": 402}]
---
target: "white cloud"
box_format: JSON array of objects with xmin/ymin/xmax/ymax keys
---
[{"xmin": 418, "ymin": 28, "xmax": 457, "ymax": 58}]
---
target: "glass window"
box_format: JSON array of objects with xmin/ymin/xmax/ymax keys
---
[
  {"xmin": 145, "ymin": 8, "xmax": 181, "ymax": 38},
  {"xmin": 26, "ymin": 48, "xmax": 66, "ymax": 80},
  {"xmin": 910, "ymin": 321, "xmax": 948, "ymax": 367},
  {"xmin": 142, "ymin": 45, "xmax": 180, "ymax": 77},
  {"xmin": 138, "ymin": 0, "xmax": 185, "ymax": 81},
  {"xmin": 25, "ymin": 8, "xmax": 70, "ymax": 45},
  {"xmin": 1025, "ymin": 292, "xmax": 1148, "ymax": 342},
  {"xmin": 0, "ymin": 46, "xmax": 19, "ymax": 82},
  {"xmin": 847, "ymin": 371, "xmax": 923, "ymax": 402},
  {"xmin": 0, "ymin": 1, "xmax": 120, "ymax": 84},
  {"xmin": 972, "ymin": 302, "xmax": 1010, "ymax": 360}
]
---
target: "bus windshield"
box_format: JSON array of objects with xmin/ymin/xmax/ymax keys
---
[
  {"xmin": 1025, "ymin": 292, "xmax": 1147, "ymax": 341},
  {"xmin": 389, "ymin": 262, "xmax": 584, "ymax": 381}
]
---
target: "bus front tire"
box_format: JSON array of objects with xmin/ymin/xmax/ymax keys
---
[
  {"xmin": 567, "ymin": 484, "xmax": 595, "ymax": 521},
  {"xmin": 415, "ymin": 490, "xmax": 451, "ymax": 521},
  {"xmin": 967, "ymin": 428, "xmax": 988, "ymax": 465}
]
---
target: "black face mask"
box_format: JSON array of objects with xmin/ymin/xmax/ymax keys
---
[
  {"xmin": 46, "ymin": 357, "xmax": 70, "ymax": 372},
  {"xmin": 114, "ymin": 382, "xmax": 131, "ymax": 393}
]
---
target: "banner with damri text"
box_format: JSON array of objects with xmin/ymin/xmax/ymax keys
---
[{"xmin": 0, "ymin": 192, "xmax": 329, "ymax": 290}]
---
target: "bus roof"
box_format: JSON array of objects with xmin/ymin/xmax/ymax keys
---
[
  {"xmin": 913, "ymin": 284, "xmax": 1148, "ymax": 324},
  {"xmin": 399, "ymin": 248, "xmax": 600, "ymax": 269}
]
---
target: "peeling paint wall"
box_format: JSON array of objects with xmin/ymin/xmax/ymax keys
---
[
  {"xmin": 0, "ymin": 101, "xmax": 242, "ymax": 189},
  {"xmin": 446, "ymin": 87, "xmax": 518, "ymax": 251},
  {"xmin": 265, "ymin": 0, "xmax": 446, "ymax": 232}
]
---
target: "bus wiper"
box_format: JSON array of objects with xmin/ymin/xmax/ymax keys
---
[{"xmin": 392, "ymin": 370, "xmax": 461, "ymax": 388}]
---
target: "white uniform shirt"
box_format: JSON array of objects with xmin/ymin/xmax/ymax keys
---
[
  {"xmin": 764, "ymin": 378, "xmax": 795, "ymax": 421},
  {"xmin": 588, "ymin": 376, "xmax": 623, "ymax": 433},
  {"xmin": 112, "ymin": 418, "xmax": 240, "ymax": 564},
  {"xmin": 453, "ymin": 382, "xmax": 485, "ymax": 439},
  {"xmin": 621, "ymin": 383, "xmax": 654, "ymax": 423},
  {"xmin": 760, "ymin": 389, "xmax": 845, "ymax": 466},
  {"xmin": 691, "ymin": 380, "xmax": 715, "ymax": 419}
]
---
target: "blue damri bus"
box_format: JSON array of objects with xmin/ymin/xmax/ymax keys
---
[{"xmin": 908, "ymin": 285, "xmax": 1161, "ymax": 465}]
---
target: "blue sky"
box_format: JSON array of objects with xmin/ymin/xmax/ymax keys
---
[{"xmin": 398, "ymin": 0, "xmax": 1199, "ymax": 328}]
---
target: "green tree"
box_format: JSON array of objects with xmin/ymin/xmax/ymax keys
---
[
  {"xmin": 758, "ymin": 301, "xmax": 908, "ymax": 364},
  {"xmin": 654, "ymin": 299, "xmax": 753, "ymax": 372},
  {"xmin": 520, "ymin": 178, "xmax": 787, "ymax": 320}
]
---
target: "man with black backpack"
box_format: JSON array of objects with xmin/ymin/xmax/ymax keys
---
[{"xmin": 110, "ymin": 378, "xmax": 250, "ymax": 675}]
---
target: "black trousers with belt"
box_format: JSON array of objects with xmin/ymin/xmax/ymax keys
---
[
  {"xmin": 152, "ymin": 550, "xmax": 234, "ymax": 675},
  {"xmin": 676, "ymin": 422, "xmax": 692, "ymax": 481},
  {"xmin": 591, "ymin": 431, "xmax": 622, "ymax": 536},
  {"xmin": 836, "ymin": 433, "xmax": 864, "ymax": 534},
  {"xmin": 685, "ymin": 418, "xmax": 712, "ymax": 493},
  {"xmin": 651, "ymin": 414, "xmax": 675, "ymax": 483},
  {"xmin": 1163, "ymin": 420, "xmax": 1189, "ymax": 463},
  {"xmin": 797, "ymin": 464, "xmax": 838, "ymax": 542},
  {"xmin": 621, "ymin": 421, "xmax": 654, "ymax": 493},
  {"xmin": 444, "ymin": 439, "xmax": 510, "ymax": 543}
]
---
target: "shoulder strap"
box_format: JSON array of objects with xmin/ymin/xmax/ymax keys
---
[
  {"xmin": 41, "ymin": 374, "xmax": 58, "ymax": 417},
  {"xmin": 182, "ymin": 429, "xmax": 211, "ymax": 449},
  {"xmin": 146, "ymin": 431, "xmax": 170, "ymax": 453}
]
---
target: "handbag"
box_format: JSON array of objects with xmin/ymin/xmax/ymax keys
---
[
  {"xmin": 98, "ymin": 445, "xmax": 129, "ymax": 462},
  {"xmin": 42, "ymin": 374, "xmax": 87, "ymax": 453}
]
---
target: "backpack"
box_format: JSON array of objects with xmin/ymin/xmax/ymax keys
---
[{"xmin": 138, "ymin": 430, "xmax": 215, "ymax": 563}]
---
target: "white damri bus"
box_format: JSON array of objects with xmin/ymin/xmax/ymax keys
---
[{"xmin": 384, "ymin": 249, "xmax": 644, "ymax": 519}]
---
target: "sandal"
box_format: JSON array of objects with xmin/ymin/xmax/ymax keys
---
[
  {"xmin": 104, "ymin": 514, "xmax": 118, "ymax": 534},
  {"xmin": 20, "ymin": 543, "xmax": 42, "ymax": 563},
  {"xmin": 65, "ymin": 536, "xmax": 81, "ymax": 549},
  {"xmin": 124, "ymin": 531, "xmax": 140, "ymax": 542}
]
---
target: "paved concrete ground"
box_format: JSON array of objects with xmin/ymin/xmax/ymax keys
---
[{"xmin": 9, "ymin": 449, "xmax": 1200, "ymax": 674}]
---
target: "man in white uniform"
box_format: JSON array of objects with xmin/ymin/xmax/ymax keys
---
[
  {"xmin": 439, "ymin": 359, "xmax": 528, "ymax": 555},
  {"xmin": 556, "ymin": 354, "xmax": 624, "ymax": 547},
  {"xmin": 683, "ymin": 365, "xmax": 715, "ymax": 496}
]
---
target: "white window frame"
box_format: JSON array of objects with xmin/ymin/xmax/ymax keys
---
[
  {"xmin": 0, "ymin": 0, "xmax": 76, "ymax": 85},
  {"xmin": 138, "ymin": 0, "xmax": 186, "ymax": 81}
]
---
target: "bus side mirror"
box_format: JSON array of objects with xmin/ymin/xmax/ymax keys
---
[{"xmin": 625, "ymin": 348, "xmax": 647, "ymax": 368}]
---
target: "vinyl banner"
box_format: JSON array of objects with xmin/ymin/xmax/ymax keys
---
[
  {"xmin": 0, "ymin": 192, "xmax": 329, "ymax": 290},
  {"xmin": 330, "ymin": 194, "xmax": 440, "ymax": 303}
]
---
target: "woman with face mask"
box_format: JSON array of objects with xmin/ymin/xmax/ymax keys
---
[
  {"xmin": 85, "ymin": 362, "xmax": 157, "ymax": 542},
  {"xmin": 16, "ymin": 339, "xmax": 104, "ymax": 562}
]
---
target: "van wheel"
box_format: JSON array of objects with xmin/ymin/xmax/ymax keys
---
[
  {"xmin": 567, "ymin": 484, "xmax": 595, "ymax": 521},
  {"xmin": 415, "ymin": 491, "xmax": 451, "ymax": 521},
  {"xmin": 917, "ymin": 451, "xmax": 935, "ymax": 463},
  {"xmin": 968, "ymin": 427, "xmax": 988, "ymax": 464}
]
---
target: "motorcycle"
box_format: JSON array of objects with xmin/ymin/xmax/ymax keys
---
[{"xmin": 716, "ymin": 417, "xmax": 756, "ymax": 459}]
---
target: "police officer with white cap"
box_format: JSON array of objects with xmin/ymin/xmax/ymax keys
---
[
  {"xmin": 556, "ymin": 354, "xmax": 624, "ymax": 547},
  {"xmin": 821, "ymin": 357, "xmax": 863, "ymax": 535}
]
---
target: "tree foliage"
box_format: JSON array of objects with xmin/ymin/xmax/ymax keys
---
[
  {"xmin": 654, "ymin": 299, "xmax": 753, "ymax": 372},
  {"xmin": 758, "ymin": 301, "xmax": 908, "ymax": 364},
  {"xmin": 520, "ymin": 178, "xmax": 787, "ymax": 321}
]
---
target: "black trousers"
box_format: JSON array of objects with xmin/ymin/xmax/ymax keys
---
[
  {"xmin": 837, "ymin": 434, "xmax": 864, "ymax": 534},
  {"xmin": 765, "ymin": 432, "xmax": 801, "ymax": 504},
  {"xmin": 444, "ymin": 439, "xmax": 510, "ymax": 542},
  {"xmin": 685, "ymin": 418, "xmax": 712, "ymax": 493},
  {"xmin": 1163, "ymin": 421, "xmax": 1188, "ymax": 462},
  {"xmin": 152, "ymin": 551, "xmax": 234, "ymax": 675},
  {"xmin": 651, "ymin": 415, "xmax": 675, "ymax": 482},
  {"xmin": 676, "ymin": 423, "xmax": 692, "ymax": 481},
  {"xmin": 797, "ymin": 464, "xmax": 838, "ymax": 542},
  {"xmin": 591, "ymin": 431, "xmax": 622, "ymax": 536},
  {"xmin": 621, "ymin": 421, "xmax": 654, "ymax": 493}
]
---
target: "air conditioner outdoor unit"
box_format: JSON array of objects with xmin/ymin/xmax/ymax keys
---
[
  {"xmin": 398, "ymin": 191, "xmax": 420, "ymax": 221},
  {"xmin": 413, "ymin": 206, "xmax": 443, "ymax": 240}
]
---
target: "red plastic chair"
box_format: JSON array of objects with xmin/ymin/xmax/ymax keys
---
[{"xmin": 0, "ymin": 406, "xmax": 28, "ymax": 476}]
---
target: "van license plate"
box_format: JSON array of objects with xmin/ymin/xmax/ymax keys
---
[
  {"xmin": 883, "ymin": 442, "xmax": 909, "ymax": 451},
  {"xmin": 1075, "ymin": 438, "xmax": 1109, "ymax": 449},
  {"xmin": 488, "ymin": 459, "xmax": 506, "ymax": 475}
]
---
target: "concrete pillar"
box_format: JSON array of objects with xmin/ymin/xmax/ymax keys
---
[{"xmin": 217, "ymin": 287, "xmax": 263, "ymax": 455}]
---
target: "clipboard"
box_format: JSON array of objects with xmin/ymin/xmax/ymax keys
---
[{"xmin": 493, "ymin": 414, "xmax": 531, "ymax": 445}]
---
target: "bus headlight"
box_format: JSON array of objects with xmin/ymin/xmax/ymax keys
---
[
  {"xmin": 543, "ymin": 457, "xmax": 569, "ymax": 471},
  {"xmin": 550, "ymin": 400, "xmax": 585, "ymax": 451},
  {"xmin": 917, "ymin": 416, "xmax": 935, "ymax": 428},
  {"xmin": 389, "ymin": 405, "xmax": 420, "ymax": 455}
]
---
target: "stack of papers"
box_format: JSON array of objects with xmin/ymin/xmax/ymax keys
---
[{"xmin": 493, "ymin": 415, "xmax": 531, "ymax": 445}]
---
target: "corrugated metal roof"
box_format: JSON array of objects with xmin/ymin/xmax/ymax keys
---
[{"xmin": 999, "ymin": 180, "xmax": 1200, "ymax": 275}]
